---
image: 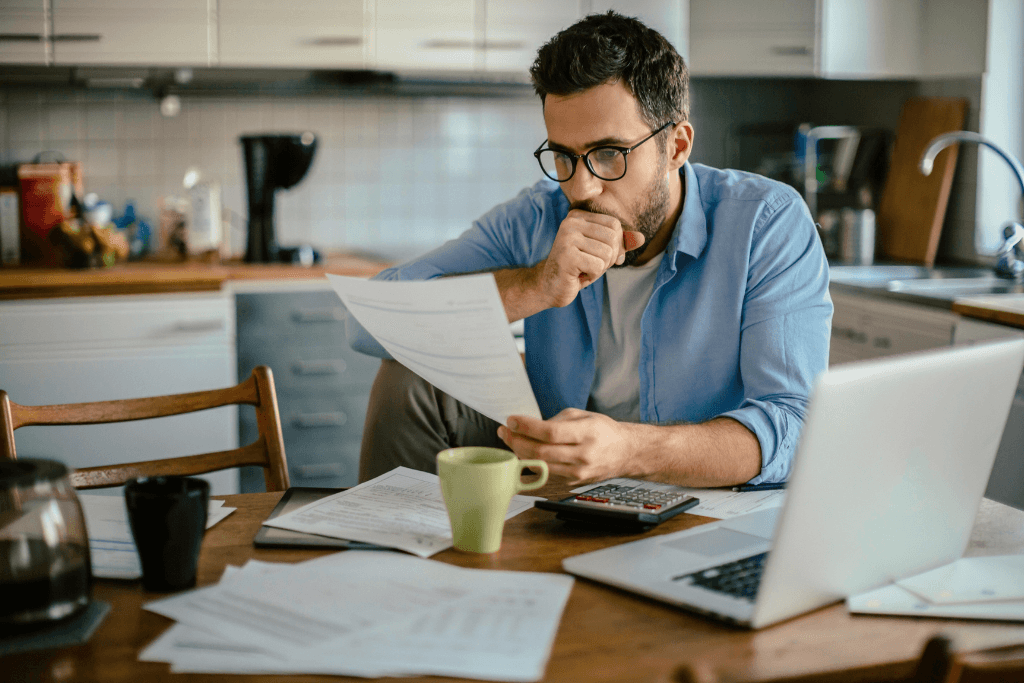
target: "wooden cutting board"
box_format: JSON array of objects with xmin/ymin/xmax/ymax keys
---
[{"xmin": 875, "ymin": 97, "xmax": 967, "ymax": 266}]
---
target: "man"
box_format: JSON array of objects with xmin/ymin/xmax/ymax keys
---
[{"xmin": 348, "ymin": 11, "xmax": 832, "ymax": 487}]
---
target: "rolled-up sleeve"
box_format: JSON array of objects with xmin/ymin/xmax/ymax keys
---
[{"xmin": 719, "ymin": 193, "xmax": 832, "ymax": 484}]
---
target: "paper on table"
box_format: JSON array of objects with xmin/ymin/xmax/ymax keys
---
[
  {"xmin": 571, "ymin": 478, "xmax": 785, "ymax": 519},
  {"xmin": 79, "ymin": 494, "xmax": 236, "ymax": 579},
  {"xmin": 326, "ymin": 273, "xmax": 541, "ymax": 426},
  {"xmin": 262, "ymin": 466, "xmax": 540, "ymax": 558},
  {"xmin": 142, "ymin": 552, "xmax": 574, "ymax": 681},
  {"xmin": 895, "ymin": 555, "xmax": 1024, "ymax": 604},
  {"xmin": 847, "ymin": 582, "xmax": 1024, "ymax": 622}
]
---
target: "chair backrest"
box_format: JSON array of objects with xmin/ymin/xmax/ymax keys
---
[{"xmin": 0, "ymin": 365, "xmax": 289, "ymax": 492}]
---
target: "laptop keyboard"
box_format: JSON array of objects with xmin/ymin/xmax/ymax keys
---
[{"xmin": 676, "ymin": 552, "xmax": 769, "ymax": 602}]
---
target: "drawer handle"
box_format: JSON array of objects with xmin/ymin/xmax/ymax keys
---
[
  {"xmin": 292, "ymin": 360, "xmax": 346, "ymax": 376},
  {"xmin": 292, "ymin": 411, "xmax": 347, "ymax": 428},
  {"xmin": 771, "ymin": 45, "xmax": 811, "ymax": 56},
  {"xmin": 173, "ymin": 319, "xmax": 225, "ymax": 332},
  {"xmin": 292, "ymin": 462, "xmax": 348, "ymax": 478},
  {"xmin": 291, "ymin": 308, "xmax": 346, "ymax": 323}
]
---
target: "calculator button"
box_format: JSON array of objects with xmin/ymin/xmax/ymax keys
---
[{"xmin": 643, "ymin": 503, "xmax": 662, "ymax": 510}]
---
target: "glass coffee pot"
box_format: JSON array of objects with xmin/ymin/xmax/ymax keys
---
[{"xmin": 0, "ymin": 459, "xmax": 91, "ymax": 629}]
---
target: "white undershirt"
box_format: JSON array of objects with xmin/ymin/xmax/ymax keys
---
[{"xmin": 588, "ymin": 252, "xmax": 664, "ymax": 422}]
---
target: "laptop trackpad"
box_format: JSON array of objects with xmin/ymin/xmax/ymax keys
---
[{"xmin": 662, "ymin": 527, "xmax": 765, "ymax": 557}]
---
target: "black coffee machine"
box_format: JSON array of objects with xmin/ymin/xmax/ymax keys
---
[{"xmin": 240, "ymin": 133, "xmax": 318, "ymax": 263}]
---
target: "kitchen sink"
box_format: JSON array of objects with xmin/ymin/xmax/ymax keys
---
[
  {"xmin": 828, "ymin": 264, "xmax": 994, "ymax": 285},
  {"xmin": 885, "ymin": 278, "xmax": 1024, "ymax": 298}
]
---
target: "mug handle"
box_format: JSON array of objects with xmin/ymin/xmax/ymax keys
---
[{"xmin": 516, "ymin": 459, "xmax": 549, "ymax": 491}]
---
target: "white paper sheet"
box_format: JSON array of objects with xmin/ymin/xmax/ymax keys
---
[
  {"xmin": 894, "ymin": 555, "xmax": 1024, "ymax": 604},
  {"xmin": 847, "ymin": 582, "xmax": 1024, "ymax": 622},
  {"xmin": 571, "ymin": 478, "xmax": 785, "ymax": 519},
  {"xmin": 79, "ymin": 494, "xmax": 236, "ymax": 579},
  {"xmin": 326, "ymin": 273, "xmax": 541, "ymax": 425},
  {"xmin": 263, "ymin": 466, "xmax": 540, "ymax": 558},
  {"xmin": 141, "ymin": 552, "xmax": 574, "ymax": 681}
]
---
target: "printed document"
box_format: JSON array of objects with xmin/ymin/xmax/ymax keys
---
[
  {"xmin": 80, "ymin": 494, "xmax": 235, "ymax": 579},
  {"xmin": 141, "ymin": 551, "xmax": 574, "ymax": 681},
  {"xmin": 262, "ymin": 466, "xmax": 540, "ymax": 557},
  {"xmin": 326, "ymin": 273, "xmax": 541, "ymax": 425}
]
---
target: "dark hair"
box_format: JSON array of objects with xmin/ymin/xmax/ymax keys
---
[{"xmin": 529, "ymin": 11, "xmax": 689, "ymax": 128}]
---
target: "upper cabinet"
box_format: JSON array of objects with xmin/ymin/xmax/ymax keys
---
[
  {"xmin": 689, "ymin": 0, "xmax": 989, "ymax": 79},
  {"xmin": 52, "ymin": 0, "xmax": 210, "ymax": 66},
  {"xmin": 219, "ymin": 0, "xmax": 366, "ymax": 68},
  {"xmin": 372, "ymin": 0, "xmax": 477, "ymax": 73},
  {"xmin": 0, "ymin": 0, "xmax": 48, "ymax": 65},
  {"xmin": 482, "ymin": 0, "xmax": 579, "ymax": 78}
]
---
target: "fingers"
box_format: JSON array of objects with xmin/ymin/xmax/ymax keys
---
[{"xmin": 623, "ymin": 230, "xmax": 646, "ymax": 252}]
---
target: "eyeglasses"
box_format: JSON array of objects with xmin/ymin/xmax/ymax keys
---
[{"xmin": 533, "ymin": 121, "xmax": 676, "ymax": 183}]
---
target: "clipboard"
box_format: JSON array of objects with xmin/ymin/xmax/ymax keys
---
[{"xmin": 253, "ymin": 487, "xmax": 389, "ymax": 550}]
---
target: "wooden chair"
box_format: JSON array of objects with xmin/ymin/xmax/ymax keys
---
[
  {"xmin": 0, "ymin": 365, "xmax": 290, "ymax": 491},
  {"xmin": 675, "ymin": 635, "xmax": 1024, "ymax": 683}
]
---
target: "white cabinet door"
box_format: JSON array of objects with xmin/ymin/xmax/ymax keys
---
[
  {"xmin": 689, "ymin": 0, "xmax": 816, "ymax": 76},
  {"xmin": 0, "ymin": 0, "xmax": 47, "ymax": 65},
  {"xmin": 0, "ymin": 293, "xmax": 239, "ymax": 495},
  {"xmin": 591, "ymin": 0, "xmax": 688, "ymax": 58},
  {"xmin": 830, "ymin": 291, "xmax": 957, "ymax": 364},
  {"xmin": 482, "ymin": 0, "xmax": 578, "ymax": 78},
  {"xmin": 52, "ymin": 0, "xmax": 210, "ymax": 66},
  {"xmin": 819, "ymin": 0, "xmax": 920, "ymax": 79},
  {"xmin": 219, "ymin": 0, "xmax": 366, "ymax": 68},
  {"xmin": 372, "ymin": 0, "xmax": 477, "ymax": 73}
]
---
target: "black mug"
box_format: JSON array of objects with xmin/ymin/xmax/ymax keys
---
[{"xmin": 124, "ymin": 476, "xmax": 210, "ymax": 592}]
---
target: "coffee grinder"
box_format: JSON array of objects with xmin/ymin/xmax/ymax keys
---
[{"xmin": 240, "ymin": 133, "xmax": 318, "ymax": 263}]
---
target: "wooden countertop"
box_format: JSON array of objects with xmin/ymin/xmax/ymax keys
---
[
  {"xmin": 0, "ymin": 253, "xmax": 392, "ymax": 300},
  {"xmin": 952, "ymin": 295, "xmax": 1024, "ymax": 329}
]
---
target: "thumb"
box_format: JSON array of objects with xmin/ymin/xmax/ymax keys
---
[{"xmin": 623, "ymin": 230, "xmax": 646, "ymax": 252}]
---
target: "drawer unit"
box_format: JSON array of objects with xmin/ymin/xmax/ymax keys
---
[{"xmin": 235, "ymin": 288, "xmax": 379, "ymax": 490}]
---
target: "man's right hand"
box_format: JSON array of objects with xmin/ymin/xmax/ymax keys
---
[{"xmin": 537, "ymin": 209, "xmax": 646, "ymax": 308}]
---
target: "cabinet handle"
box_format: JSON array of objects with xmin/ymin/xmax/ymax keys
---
[
  {"xmin": 291, "ymin": 308, "xmax": 345, "ymax": 323},
  {"xmin": 770, "ymin": 45, "xmax": 811, "ymax": 56},
  {"xmin": 872, "ymin": 337, "xmax": 892, "ymax": 349},
  {"xmin": 292, "ymin": 462, "xmax": 348, "ymax": 478},
  {"xmin": 173, "ymin": 319, "xmax": 225, "ymax": 333},
  {"xmin": 0, "ymin": 34, "xmax": 44, "ymax": 42},
  {"xmin": 421, "ymin": 39, "xmax": 525, "ymax": 51},
  {"xmin": 292, "ymin": 411, "xmax": 347, "ymax": 428},
  {"xmin": 304, "ymin": 36, "xmax": 362, "ymax": 47},
  {"xmin": 292, "ymin": 359, "xmax": 346, "ymax": 376},
  {"xmin": 52, "ymin": 34, "xmax": 102, "ymax": 42}
]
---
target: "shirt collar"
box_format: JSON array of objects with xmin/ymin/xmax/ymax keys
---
[{"xmin": 666, "ymin": 161, "xmax": 708, "ymax": 263}]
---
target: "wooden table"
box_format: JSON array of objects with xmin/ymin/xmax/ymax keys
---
[{"xmin": 7, "ymin": 487, "xmax": 1024, "ymax": 683}]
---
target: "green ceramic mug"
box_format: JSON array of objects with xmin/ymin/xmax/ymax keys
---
[{"xmin": 437, "ymin": 447, "xmax": 549, "ymax": 553}]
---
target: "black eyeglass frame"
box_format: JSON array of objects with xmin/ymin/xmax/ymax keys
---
[{"xmin": 533, "ymin": 121, "xmax": 677, "ymax": 182}]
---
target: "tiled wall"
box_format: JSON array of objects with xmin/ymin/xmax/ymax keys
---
[
  {"xmin": 0, "ymin": 75, "xmax": 986, "ymax": 263},
  {"xmin": 0, "ymin": 88, "xmax": 549, "ymax": 260}
]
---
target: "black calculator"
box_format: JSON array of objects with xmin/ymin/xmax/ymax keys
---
[{"xmin": 535, "ymin": 480, "xmax": 699, "ymax": 531}]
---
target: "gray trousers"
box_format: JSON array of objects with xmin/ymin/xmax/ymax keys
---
[{"xmin": 358, "ymin": 359, "xmax": 508, "ymax": 482}]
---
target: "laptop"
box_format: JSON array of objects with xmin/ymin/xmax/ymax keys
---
[{"xmin": 562, "ymin": 339, "xmax": 1024, "ymax": 629}]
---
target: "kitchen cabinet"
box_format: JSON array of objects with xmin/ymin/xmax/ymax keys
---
[
  {"xmin": 689, "ymin": 0, "xmax": 988, "ymax": 79},
  {"xmin": 829, "ymin": 290, "xmax": 957, "ymax": 365},
  {"xmin": 481, "ymin": 0, "xmax": 578, "ymax": 77},
  {"xmin": 0, "ymin": 292, "xmax": 239, "ymax": 495},
  {"xmin": 372, "ymin": 0, "xmax": 477, "ymax": 73},
  {"xmin": 219, "ymin": 0, "xmax": 367, "ymax": 69},
  {"xmin": 52, "ymin": 0, "xmax": 210, "ymax": 66},
  {"xmin": 234, "ymin": 284, "xmax": 380, "ymax": 491},
  {"xmin": 953, "ymin": 316, "xmax": 1024, "ymax": 511},
  {"xmin": 0, "ymin": 0, "xmax": 48, "ymax": 65}
]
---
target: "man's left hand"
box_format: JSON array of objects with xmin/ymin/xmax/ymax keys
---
[{"xmin": 497, "ymin": 408, "xmax": 639, "ymax": 485}]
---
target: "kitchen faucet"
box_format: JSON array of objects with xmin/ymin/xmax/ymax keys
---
[{"xmin": 919, "ymin": 131, "xmax": 1024, "ymax": 279}]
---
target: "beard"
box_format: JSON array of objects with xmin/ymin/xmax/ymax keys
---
[{"xmin": 571, "ymin": 167, "xmax": 671, "ymax": 267}]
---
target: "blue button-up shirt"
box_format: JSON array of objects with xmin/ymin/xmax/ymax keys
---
[{"xmin": 347, "ymin": 162, "xmax": 832, "ymax": 484}]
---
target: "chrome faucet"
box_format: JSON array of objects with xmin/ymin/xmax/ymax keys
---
[{"xmin": 919, "ymin": 131, "xmax": 1024, "ymax": 279}]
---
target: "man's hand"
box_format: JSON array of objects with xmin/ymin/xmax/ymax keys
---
[
  {"xmin": 497, "ymin": 408, "xmax": 639, "ymax": 485},
  {"xmin": 539, "ymin": 210, "xmax": 646, "ymax": 308}
]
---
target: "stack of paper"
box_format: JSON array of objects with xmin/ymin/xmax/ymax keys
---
[
  {"xmin": 141, "ymin": 551, "xmax": 574, "ymax": 681},
  {"xmin": 263, "ymin": 467, "xmax": 541, "ymax": 557},
  {"xmin": 80, "ymin": 494, "xmax": 236, "ymax": 579},
  {"xmin": 848, "ymin": 555, "xmax": 1024, "ymax": 621}
]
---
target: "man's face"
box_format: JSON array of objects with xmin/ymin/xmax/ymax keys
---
[{"xmin": 543, "ymin": 81, "xmax": 672, "ymax": 267}]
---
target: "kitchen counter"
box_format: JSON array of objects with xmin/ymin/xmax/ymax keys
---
[
  {"xmin": 0, "ymin": 253, "xmax": 392, "ymax": 300},
  {"xmin": 952, "ymin": 295, "xmax": 1024, "ymax": 330}
]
